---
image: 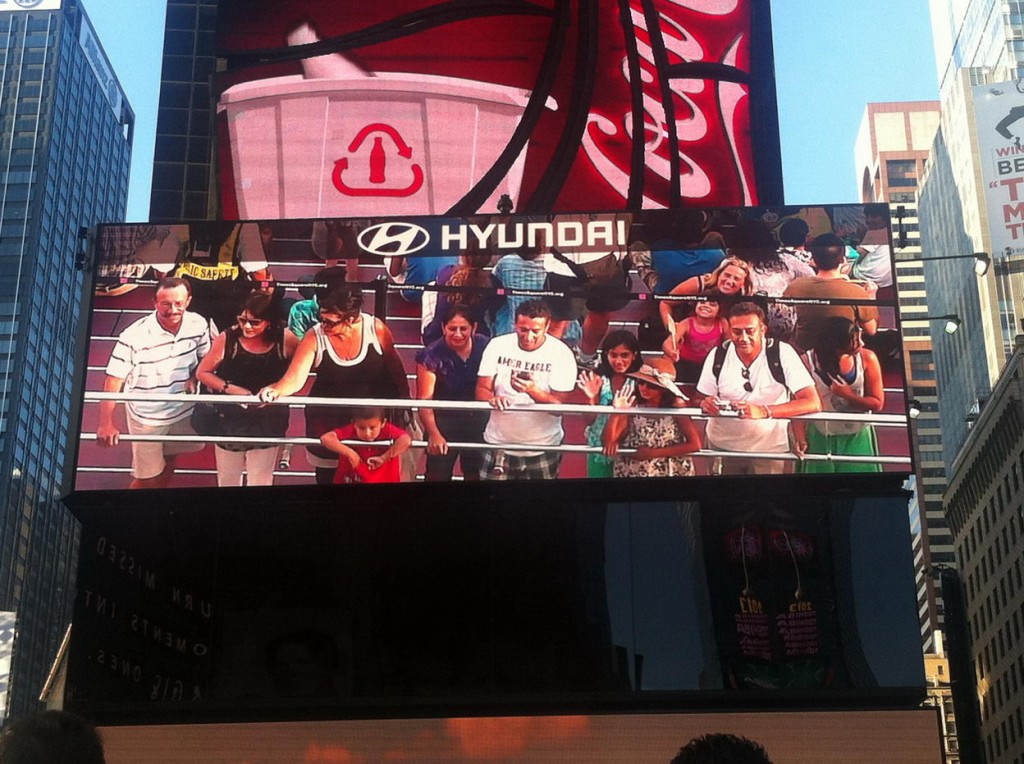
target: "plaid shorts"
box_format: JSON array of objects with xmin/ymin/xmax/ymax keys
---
[{"xmin": 479, "ymin": 448, "xmax": 562, "ymax": 480}]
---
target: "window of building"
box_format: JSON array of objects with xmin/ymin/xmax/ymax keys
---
[{"xmin": 887, "ymin": 159, "xmax": 918, "ymax": 187}]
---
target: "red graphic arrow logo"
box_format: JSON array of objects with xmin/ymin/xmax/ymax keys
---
[{"xmin": 332, "ymin": 123, "xmax": 424, "ymax": 197}]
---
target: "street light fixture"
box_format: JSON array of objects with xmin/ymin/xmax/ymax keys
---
[
  {"xmin": 908, "ymin": 314, "xmax": 962, "ymax": 335},
  {"xmin": 895, "ymin": 251, "xmax": 990, "ymax": 276},
  {"xmin": 940, "ymin": 315, "xmax": 962, "ymax": 335}
]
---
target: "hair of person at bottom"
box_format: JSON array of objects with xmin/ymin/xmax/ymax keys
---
[
  {"xmin": 777, "ymin": 217, "xmax": 810, "ymax": 247},
  {"xmin": 155, "ymin": 275, "xmax": 192, "ymax": 297},
  {"xmin": 349, "ymin": 406, "xmax": 387, "ymax": 423},
  {"xmin": 669, "ymin": 733, "xmax": 773, "ymax": 764},
  {"xmin": 318, "ymin": 284, "xmax": 365, "ymax": 317},
  {"xmin": 514, "ymin": 298, "xmax": 553, "ymax": 322},
  {"xmin": 807, "ymin": 232, "xmax": 847, "ymax": 271},
  {"xmin": 0, "ymin": 710, "xmax": 106, "ymax": 764},
  {"xmin": 728, "ymin": 300, "xmax": 767, "ymax": 326},
  {"xmin": 440, "ymin": 302, "xmax": 476, "ymax": 327}
]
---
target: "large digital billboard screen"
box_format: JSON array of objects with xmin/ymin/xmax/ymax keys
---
[
  {"xmin": 66, "ymin": 496, "xmax": 924, "ymax": 717},
  {"xmin": 74, "ymin": 204, "xmax": 910, "ymax": 494},
  {"xmin": 210, "ymin": 0, "xmax": 781, "ymax": 217}
]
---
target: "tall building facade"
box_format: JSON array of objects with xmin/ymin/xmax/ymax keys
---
[
  {"xmin": 943, "ymin": 335, "xmax": 1024, "ymax": 764},
  {"xmin": 150, "ymin": 0, "xmax": 215, "ymax": 222},
  {"xmin": 855, "ymin": 101, "xmax": 948, "ymax": 651},
  {"xmin": 0, "ymin": 0, "xmax": 132, "ymax": 717},
  {"xmin": 917, "ymin": 70, "xmax": 1008, "ymax": 472},
  {"xmin": 919, "ymin": 3, "xmax": 1024, "ymax": 470},
  {"xmin": 918, "ymin": 6, "xmax": 1024, "ymax": 758},
  {"xmin": 924, "ymin": 649, "xmax": 961, "ymax": 764}
]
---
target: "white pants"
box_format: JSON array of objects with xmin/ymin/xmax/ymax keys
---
[{"xmin": 214, "ymin": 446, "xmax": 279, "ymax": 487}]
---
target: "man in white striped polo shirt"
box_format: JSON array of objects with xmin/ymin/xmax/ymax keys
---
[{"xmin": 97, "ymin": 277, "xmax": 211, "ymax": 489}]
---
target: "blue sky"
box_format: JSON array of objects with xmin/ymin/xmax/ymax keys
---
[{"xmin": 84, "ymin": 0, "xmax": 941, "ymax": 220}]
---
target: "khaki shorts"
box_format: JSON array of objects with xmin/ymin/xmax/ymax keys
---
[{"xmin": 127, "ymin": 415, "xmax": 205, "ymax": 480}]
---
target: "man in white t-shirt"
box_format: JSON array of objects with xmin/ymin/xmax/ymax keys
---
[
  {"xmin": 97, "ymin": 277, "xmax": 211, "ymax": 489},
  {"xmin": 475, "ymin": 299, "xmax": 577, "ymax": 479},
  {"xmin": 696, "ymin": 302, "xmax": 820, "ymax": 475}
]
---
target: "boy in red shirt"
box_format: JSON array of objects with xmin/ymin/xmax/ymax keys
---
[{"xmin": 319, "ymin": 407, "xmax": 412, "ymax": 484}]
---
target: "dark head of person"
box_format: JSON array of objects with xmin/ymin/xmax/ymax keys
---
[
  {"xmin": 729, "ymin": 300, "xmax": 768, "ymax": 326},
  {"xmin": 514, "ymin": 298, "xmax": 553, "ymax": 324},
  {"xmin": 0, "ymin": 710, "xmax": 106, "ymax": 764},
  {"xmin": 808, "ymin": 233, "xmax": 847, "ymax": 271},
  {"xmin": 726, "ymin": 219, "xmax": 780, "ymax": 268},
  {"xmin": 314, "ymin": 265, "xmax": 350, "ymax": 301},
  {"xmin": 595, "ymin": 329, "xmax": 643, "ymax": 377},
  {"xmin": 778, "ymin": 218, "xmax": 810, "ymax": 248},
  {"xmin": 666, "ymin": 209, "xmax": 709, "ymax": 246},
  {"xmin": 233, "ymin": 290, "xmax": 285, "ymax": 343},
  {"xmin": 727, "ymin": 301, "xmax": 768, "ymax": 363},
  {"xmin": 439, "ymin": 303, "xmax": 477, "ymax": 347},
  {"xmin": 153, "ymin": 277, "xmax": 193, "ymax": 333},
  {"xmin": 863, "ymin": 203, "xmax": 889, "ymax": 231},
  {"xmin": 440, "ymin": 302, "xmax": 477, "ymax": 327},
  {"xmin": 513, "ymin": 299, "xmax": 553, "ymax": 352},
  {"xmin": 318, "ymin": 284, "xmax": 364, "ymax": 328},
  {"xmin": 670, "ymin": 733, "xmax": 772, "ymax": 764},
  {"xmin": 812, "ymin": 316, "xmax": 861, "ymax": 378}
]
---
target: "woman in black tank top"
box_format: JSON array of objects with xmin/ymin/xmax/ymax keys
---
[
  {"xmin": 196, "ymin": 292, "xmax": 298, "ymax": 486},
  {"xmin": 258, "ymin": 285, "xmax": 410, "ymax": 484}
]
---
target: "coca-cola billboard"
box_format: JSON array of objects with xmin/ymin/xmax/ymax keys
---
[{"xmin": 213, "ymin": 0, "xmax": 782, "ymax": 218}]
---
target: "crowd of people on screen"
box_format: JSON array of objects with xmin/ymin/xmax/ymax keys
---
[{"xmin": 93, "ymin": 206, "xmax": 893, "ymax": 488}]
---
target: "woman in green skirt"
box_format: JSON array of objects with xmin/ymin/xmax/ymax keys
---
[{"xmin": 793, "ymin": 317, "xmax": 883, "ymax": 473}]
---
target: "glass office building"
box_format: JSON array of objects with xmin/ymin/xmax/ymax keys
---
[{"xmin": 0, "ymin": 0, "xmax": 131, "ymax": 717}]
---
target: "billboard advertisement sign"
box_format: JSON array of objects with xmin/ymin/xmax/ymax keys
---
[
  {"xmin": 973, "ymin": 79, "xmax": 1024, "ymax": 258},
  {"xmin": 0, "ymin": 0, "xmax": 62, "ymax": 12},
  {"xmin": 211, "ymin": 0, "xmax": 781, "ymax": 217},
  {"xmin": 72, "ymin": 204, "xmax": 910, "ymax": 495},
  {"xmin": 79, "ymin": 11, "xmax": 123, "ymax": 119}
]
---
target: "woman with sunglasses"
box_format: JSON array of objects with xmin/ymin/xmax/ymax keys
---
[
  {"xmin": 601, "ymin": 356, "xmax": 701, "ymax": 478},
  {"xmin": 196, "ymin": 291, "xmax": 298, "ymax": 486},
  {"xmin": 259, "ymin": 284, "xmax": 410, "ymax": 484}
]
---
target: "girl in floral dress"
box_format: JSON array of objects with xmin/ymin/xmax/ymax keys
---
[{"xmin": 602, "ymin": 356, "xmax": 701, "ymax": 477}]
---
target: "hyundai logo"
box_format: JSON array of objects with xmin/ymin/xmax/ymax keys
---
[{"xmin": 357, "ymin": 222, "xmax": 430, "ymax": 257}]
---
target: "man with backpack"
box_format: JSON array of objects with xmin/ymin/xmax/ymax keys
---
[{"xmin": 696, "ymin": 302, "xmax": 820, "ymax": 474}]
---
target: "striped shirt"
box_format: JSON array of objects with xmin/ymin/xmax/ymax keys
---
[{"xmin": 105, "ymin": 312, "xmax": 211, "ymax": 426}]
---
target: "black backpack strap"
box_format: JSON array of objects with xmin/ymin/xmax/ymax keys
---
[
  {"xmin": 765, "ymin": 339, "xmax": 791, "ymax": 396},
  {"xmin": 714, "ymin": 340, "xmax": 790, "ymax": 397},
  {"xmin": 712, "ymin": 341, "xmax": 730, "ymax": 382}
]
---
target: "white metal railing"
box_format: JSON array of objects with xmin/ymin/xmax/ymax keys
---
[
  {"xmin": 82, "ymin": 391, "xmax": 909, "ymax": 425},
  {"xmin": 76, "ymin": 391, "xmax": 913, "ymax": 467}
]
